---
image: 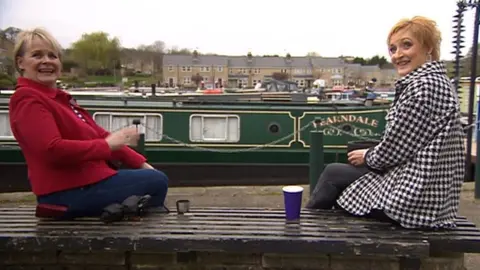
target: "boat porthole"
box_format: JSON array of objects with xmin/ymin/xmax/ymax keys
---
[
  {"xmin": 341, "ymin": 124, "xmax": 352, "ymax": 132},
  {"xmin": 268, "ymin": 123, "xmax": 280, "ymax": 133}
]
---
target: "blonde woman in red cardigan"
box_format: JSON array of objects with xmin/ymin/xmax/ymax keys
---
[{"xmin": 9, "ymin": 28, "xmax": 169, "ymax": 221}]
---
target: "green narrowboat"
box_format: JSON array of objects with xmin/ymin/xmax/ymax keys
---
[{"xmin": 0, "ymin": 91, "xmax": 390, "ymax": 191}]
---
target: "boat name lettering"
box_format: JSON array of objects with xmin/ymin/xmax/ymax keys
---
[{"xmin": 318, "ymin": 115, "xmax": 378, "ymax": 128}]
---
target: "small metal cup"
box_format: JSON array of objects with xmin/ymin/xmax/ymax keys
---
[{"xmin": 176, "ymin": 200, "xmax": 190, "ymax": 214}]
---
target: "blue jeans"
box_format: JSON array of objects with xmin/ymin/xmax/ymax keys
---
[{"xmin": 37, "ymin": 169, "xmax": 169, "ymax": 219}]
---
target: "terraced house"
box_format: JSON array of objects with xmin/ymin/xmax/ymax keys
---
[
  {"xmin": 163, "ymin": 52, "xmax": 398, "ymax": 88},
  {"xmin": 163, "ymin": 52, "xmax": 229, "ymax": 88}
]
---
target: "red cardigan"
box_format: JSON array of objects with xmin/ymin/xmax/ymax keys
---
[{"xmin": 9, "ymin": 78, "xmax": 146, "ymax": 196}]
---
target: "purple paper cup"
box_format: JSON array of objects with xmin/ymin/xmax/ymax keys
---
[{"xmin": 282, "ymin": 185, "xmax": 304, "ymax": 220}]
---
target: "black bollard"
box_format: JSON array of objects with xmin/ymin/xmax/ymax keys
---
[{"xmin": 309, "ymin": 127, "xmax": 324, "ymax": 195}]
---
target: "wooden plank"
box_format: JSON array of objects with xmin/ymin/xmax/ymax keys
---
[
  {"xmin": 0, "ymin": 215, "xmax": 474, "ymax": 228},
  {"xmin": 0, "ymin": 223, "xmax": 476, "ymax": 244},
  {"xmin": 0, "ymin": 207, "xmax": 476, "ymax": 232},
  {"xmin": 0, "ymin": 206, "xmax": 474, "ymax": 222},
  {"xmin": 0, "ymin": 207, "xmax": 478, "ymax": 256},
  {"xmin": 0, "ymin": 209, "xmax": 475, "ymax": 236},
  {"xmin": 0, "ymin": 215, "xmax": 476, "ymax": 233},
  {"xmin": 0, "ymin": 234, "xmax": 429, "ymax": 258}
]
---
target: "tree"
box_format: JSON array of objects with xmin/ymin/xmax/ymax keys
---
[
  {"xmin": 167, "ymin": 46, "xmax": 192, "ymax": 55},
  {"xmin": 367, "ymin": 55, "xmax": 388, "ymax": 67},
  {"xmin": 313, "ymin": 70, "xmax": 324, "ymax": 79},
  {"xmin": 70, "ymin": 32, "xmax": 121, "ymax": 74},
  {"xmin": 137, "ymin": 44, "xmax": 148, "ymax": 51},
  {"xmin": 191, "ymin": 73, "xmax": 203, "ymax": 87},
  {"xmin": 0, "ymin": 27, "xmax": 21, "ymax": 43},
  {"xmin": 137, "ymin": 40, "xmax": 165, "ymax": 74},
  {"xmin": 62, "ymin": 59, "xmax": 79, "ymax": 72},
  {"xmin": 353, "ymin": 57, "xmax": 366, "ymax": 65},
  {"xmin": 0, "ymin": 57, "xmax": 14, "ymax": 75},
  {"xmin": 349, "ymin": 70, "xmax": 363, "ymax": 86},
  {"xmin": 150, "ymin": 40, "xmax": 165, "ymax": 53},
  {"xmin": 272, "ymin": 72, "xmax": 288, "ymax": 80},
  {"xmin": 306, "ymin": 51, "xmax": 320, "ymax": 57},
  {"xmin": 138, "ymin": 40, "xmax": 165, "ymax": 53},
  {"xmin": 0, "ymin": 28, "xmax": 19, "ymax": 76},
  {"xmin": 461, "ymin": 44, "xmax": 480, "ymax": 77},
  {"xmin": 351, "ymin": 55, "xmax": 389, "ymax": 67}
]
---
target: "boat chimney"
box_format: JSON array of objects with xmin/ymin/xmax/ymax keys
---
[
  {"xmin": 151, "ymin": 83, "xmax": 156, "ymax": 97},
  {"xmin": 285, "ymin": 53, "xmax": 292, "ymax": 64},
  {"xmin": 193, "ymin": 50, "xmax": 199, "ymax": 62}
]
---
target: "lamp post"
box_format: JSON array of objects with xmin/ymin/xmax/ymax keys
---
[{"xmin": 452, "ymin": 0, "xmax": 480, "ymax": 196}]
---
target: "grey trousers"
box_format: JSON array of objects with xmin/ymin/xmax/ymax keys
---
[
  {"xmin": 306, "ymin": 163, "xmax": 368, "ymax": 209},
  {"xmin": 306, "ymin": 163, "xmax": 399, "ymax": 225}
]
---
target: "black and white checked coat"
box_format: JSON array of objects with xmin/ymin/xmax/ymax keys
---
[{"xmin": 337, "ymin": 61, "xmax": 465, "ymax": 229}]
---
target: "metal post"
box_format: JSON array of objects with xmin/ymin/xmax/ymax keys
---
[
  {"xmin": 451, "ymin": 1, "xmax": 466, "ymax": 92},
  {"xmin": 466, "ymin": 3, "xmax": 480, "ymax": 182},
  {"xmin": 476, "ymin": 98, "xmax": 480, "ymax": 198},
  {"xmin": 132, "ymin": 119, "xmax": 146, "ymax": 156},
  {"xmin": 136, "ymin": 134, "xmax": 146, "ymax": 156},
  {"xmin": 309, "ymin": 130, "xmax": 324, "ymax": 195},
  {"xmin": 151, "ymin": 83, "xmax": 156, "ymax": 97}
]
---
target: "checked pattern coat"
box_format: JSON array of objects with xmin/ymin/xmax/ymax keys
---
[{"xmin": 337, "ymin": 61, "xmax": 465, "ymax": 229}]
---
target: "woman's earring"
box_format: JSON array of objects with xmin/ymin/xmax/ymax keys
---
[{"xmin": 427, "ymin": 53, "xmax": 432, "ymax": 62}]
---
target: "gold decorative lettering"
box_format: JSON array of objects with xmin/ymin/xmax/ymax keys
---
[
  {"xmin": 357, "ymin": 116, "xmax": 365, "ymax": 124},
  {"xmin": 317, "ymin": 114, "xmax": 379, "ymax": 128}
]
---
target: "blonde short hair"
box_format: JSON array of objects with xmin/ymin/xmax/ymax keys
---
[
  {"xmin": 13, "ymin": 28, "xmax": 63, "ymax": 74},
  {"xmin": 387, "ymin": 16, "xmax": 442, "ymax": 61}
]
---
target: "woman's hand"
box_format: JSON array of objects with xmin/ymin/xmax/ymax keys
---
[
  {"xmin": 105, "ymin": 127, "xmax": 140, "ymax": 151},
  {"xmin": 347, "ymin": 149, "xmax": 368, "ymax": 166},
  {"xmin": 141, "ymin": 162, "xmax": 155, "ymax": 170}
]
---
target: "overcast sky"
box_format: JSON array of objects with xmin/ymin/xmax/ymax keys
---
[{"xmin": 0, "ymin": 0, "xmax": 476, "ymax": 60}]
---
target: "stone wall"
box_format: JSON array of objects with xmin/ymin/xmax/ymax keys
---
[{"xmin": 0, "ymin": 251, "xmax": 465, "ymax": 270}]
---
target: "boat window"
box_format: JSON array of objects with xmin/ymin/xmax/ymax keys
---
[
  {"xmin": 93, "ymin": 112, "xmax": 163, "ymax": 141},
  {"xmin": 0, "ymin": 111, "xmax": 13, "ymax": 139},
  {"xmin": 190, "ymin": 114, "xmax": 240, "ymax": 142}
]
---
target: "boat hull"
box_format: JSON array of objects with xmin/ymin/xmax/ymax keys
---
[{"xmin": 0, "ymin": 96, "xmax": 389, "ymax": 191}]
